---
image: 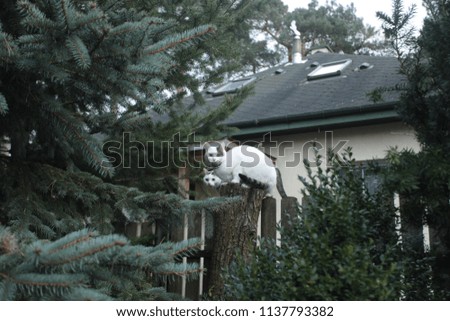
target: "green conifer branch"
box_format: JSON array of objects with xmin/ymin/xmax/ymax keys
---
[
  {"xmin": 154, "ymin": 263, "xmax": 203, "ymax": 279},
  {"xmin": 43, "ymin": 104, "xmax": 114, "ymax": 177},
  {"xmin": 72, "ymin": 10, "xmax": 106, "ymax": 33},
  {"xmin": 66, "ymin": 35, "xmax": 91, "ymax": 69},
  {"xmin": 1, "ymin": 227, "xmax": 202, "ymax": 300},
  {"xmin": 62, "ymin": 287, "xmax": 112, "ymax": 300},
  {"xmin": 143, "ymin": 25, "xmax": 216, "ymax": 56},
  {"xmin": 0, "ymin": 280, "xmax": 17, "ymax": 300},
  {"xmin": 45, "ymin": 229, "xmax": 97, "ymax": 254},
  {"xmin": 17, "ymin": 0, "xmax": 56, "ymax": 30},
  {"xmin": 53, "ymin": 0, "xmax": 74, "ymax": 30},
  {"xmin": 12, "ymin": 273, "xmax": 87, "ymax": 289},
  {"xmin": 37, "ymin": 235, "xmax": 128, "ymax": 267},
  {"xmin": 170, "ymin": 238, "xmax": 204, "ymax": 259},
  {"xmin": 0, "ymin": 28, "xmax": 15, "ymax": 60},
  {"xmin": 115, "ymin": 112, "xmax": 154, "ymax": 131},
  {"xmin": 108, "ymin": 21, "xmax": 147, "ymax": 37}
]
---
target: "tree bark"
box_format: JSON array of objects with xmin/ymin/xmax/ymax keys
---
[{"xmin": 207, "ymin": 184, "xmax": 266, "ymax": 298}]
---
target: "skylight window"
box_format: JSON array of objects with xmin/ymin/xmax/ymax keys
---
[
  {"xmin": 307, "ymin": 59, "xmax": 352, "ymax": 81},
  {"xmin": 211, "ymin": 77, "xmax": 256, "ymax": 96}
]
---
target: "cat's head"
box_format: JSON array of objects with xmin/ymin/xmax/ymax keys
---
[
  {"xmin": 203, "ymin": 171, "xmax": 222, "ymax": 188},
  {"xmin": 205, "ymin": 146, "xmax": 223, "ymax": 166}
]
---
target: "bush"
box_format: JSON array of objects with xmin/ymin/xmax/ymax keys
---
[{"xmin": 224, "ymin": 150, "xmax": 403, "ymax": 300}]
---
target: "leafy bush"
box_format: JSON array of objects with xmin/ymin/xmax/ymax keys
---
[{"xmin": 224, "ymin": 150, "xmax": 403, "ymax": 300}]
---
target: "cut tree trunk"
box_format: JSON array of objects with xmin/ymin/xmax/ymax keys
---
[{"xmin": 207, "ymin": 183, "xmax": 266, "ymax": 298}]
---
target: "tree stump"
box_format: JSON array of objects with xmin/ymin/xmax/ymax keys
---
[{"xmin": 207, "ymin": 183, "xmax": 266, "ymax": 298}]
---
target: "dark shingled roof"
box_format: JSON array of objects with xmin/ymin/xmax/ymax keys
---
[{"xmin": 196, "ymin": 52, "xmax": 405, "ymax": 134}]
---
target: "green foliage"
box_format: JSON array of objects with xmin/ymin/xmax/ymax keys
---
[
  {"xmin": 0, "ymin": 0, "xmax": 239, "ymax": 300},
  {"xmin": 382, "ymin": 147, "xmax": 450, "ymax": 299},
  {"xmin": 376, "ymin": 0, "xmax": 450, "ymax": 298},
  {"xmin": 292, "ymin": 0, "xmax": 381, "ymax": 54},
  {"xmin": 401, "ymin": 1, "xmax": 450, "ymax": 150},
  {"xmin": 251, "ymin": 0, "xmax": 385, "ymax": 58},
  {"xmin": 0, "ymin": 227, "xmax": 202, "ymax": 300},
  {"xmin": 224, "ymin": 150, "xmax": 403, "ymax": 300},
  {"xmin": 131, "ymin": 0, "xmax": 280, "ymax": 86},
  {"xmin": 376, "ymin": 0, "xmax": 418, "ymax": 60}
]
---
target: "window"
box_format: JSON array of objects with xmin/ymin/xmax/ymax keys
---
[
  {"xmin": 211, "ymin": 77, "xmax": 256, "ymax": 96},
  {"xmin": 307, "ymin": 59, "xmax": 352, "ymax": 81}
]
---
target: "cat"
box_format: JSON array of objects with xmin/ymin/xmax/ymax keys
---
[
  {"xmin": 204, "ymin": 144, "xmax": 277, "ymax": 196},
  {"xmin": 203, "ymin": 170, "xmax": 222, "ymax": 188}
]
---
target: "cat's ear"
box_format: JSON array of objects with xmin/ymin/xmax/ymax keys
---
[
  {"xmin": 225, "ymin": 141, "xmax": 238, "ymax": 151},
  {"xmin": 217, "ymin": 143, "xmax": 226, "ymax": 156},
  {"xmin": 220, "ymin": 138, "xmax": 239, "ymax": 151},
  {"xmin": 202, "ymin": 141, "xmax": 211, "ymax": 152}
]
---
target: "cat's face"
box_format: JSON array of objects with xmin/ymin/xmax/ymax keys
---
[
  {"xmin": 206, "ymin": 146, "xmax": 223, "ymax": 165},
  {"xmin": 203, "ymin": 172, "xmax": 222, "ymax": 187}
]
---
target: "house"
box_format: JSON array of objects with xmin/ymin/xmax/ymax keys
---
[{"xmin": 197, "ymin": 50, "xmax": 420, "ymax": 212}]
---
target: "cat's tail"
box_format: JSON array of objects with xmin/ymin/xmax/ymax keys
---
[
  {"xmin": 238, "ymin": 174, "xmax": 269, "ymax": 191},
  {"xmin": 239, "ymin": 169, "xmax": 286, "ymax": 198},
  {"xmin": 275, "ymin": 167, "xmax": 288, "ymax": 198}
]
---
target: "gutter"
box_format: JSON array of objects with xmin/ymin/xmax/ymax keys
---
[{"xmin": 229, "ymin": 105, "xmax": 400, "ymax": 137}]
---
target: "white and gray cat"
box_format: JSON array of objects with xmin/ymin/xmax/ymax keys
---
[
  {"xmin": 203, "ymin": 170, "xmax": 222, "ymax": 188},
  {"xmin": 203, "ymin": 144, "xmax": 277, "ymax": 196}
]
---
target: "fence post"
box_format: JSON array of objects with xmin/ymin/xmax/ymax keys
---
[
  {"xmin": 261, "ymin": 197, "xmax": 277, "ymax": 240},
  {"xmin": 281, "ymin": 196, "xmax": 299, "ymax": 234}
]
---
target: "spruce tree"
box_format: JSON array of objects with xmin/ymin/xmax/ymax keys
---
[{"xmin": 0, "ymin": 0, "xmax": 237, "ymax": 300}]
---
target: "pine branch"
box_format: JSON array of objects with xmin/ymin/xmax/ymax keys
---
[
  {"xmin": 154, "ymin": 263, "xmax": 203, "ymax": 279},
  {"xmin": 43, "ymin": 104, "xmax": 114, "ymax": 177},
  {"xmin": 0, "ymin": 280, "xmax": 17, "ymax": 301},
  {"xmin": 53, "ymin": 0, "xmax": 74, "ymax": 30},
  {"xmin": 66, "ymin": 35, "xmax": 91, "ymax": 69},
  {"xmin": 12, "ymin": 273, "xmax": 87, "ymax": 289},
  {"xmin": 0, "ymin": 28, "xmax": 15, "ymax": 59},
  {"xmin": 170, "ymin": 238, "xmax": 203, "ymax": 260},
  {"xmin": 36, "ymin": 234, "xmax": 128, "ymax": 267},
  {"xmin": 143, "ymin": 25, "xmax": 216, "ymax": 56},
  {"xmin": 45, "ymin": 229, "xmax": 97, "ymax": 255},
  {"xmin": 108, "ymin": 21, "xmax": 147, "ymax": 37},
  {"xmin": 126, "ymin": 54, "xmax": 175, "ymax": 76},
  {"xmin": 115, "ymin": 112, "xmax": 154, "ymax": 131},
  {"xmin": 62, "ymin": 287, "xmax": 112, "ymax": 300},
  {"xmin": 17, "ymin": 0, "xmax": 56, "ymax": 30},
  {"xmin": 72, "ymin": 10, "xmax": 106, "ymax": 32}
]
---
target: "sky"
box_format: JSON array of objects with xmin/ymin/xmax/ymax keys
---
[{"xmin": 281, "ymin": 0, "xmax": 427, "ymax": 31}]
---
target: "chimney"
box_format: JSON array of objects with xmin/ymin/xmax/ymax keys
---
[{"xmin": 290, "ymin": 21, "xmax": 304, "ymax": 64}]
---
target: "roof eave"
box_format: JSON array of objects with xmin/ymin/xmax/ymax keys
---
[{"xmin": 228, "ymin": 103, "xmax": 400, "ymax": 137}]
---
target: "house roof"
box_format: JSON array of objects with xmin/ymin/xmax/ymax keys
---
[{"xmin": 190, "ymin": 52, "xmax": 405, "ymax": 137}]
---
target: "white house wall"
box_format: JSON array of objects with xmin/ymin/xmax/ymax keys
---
[{"xmin": 255, "ymin": 121, "xmax": 421, "ymax": 224}]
